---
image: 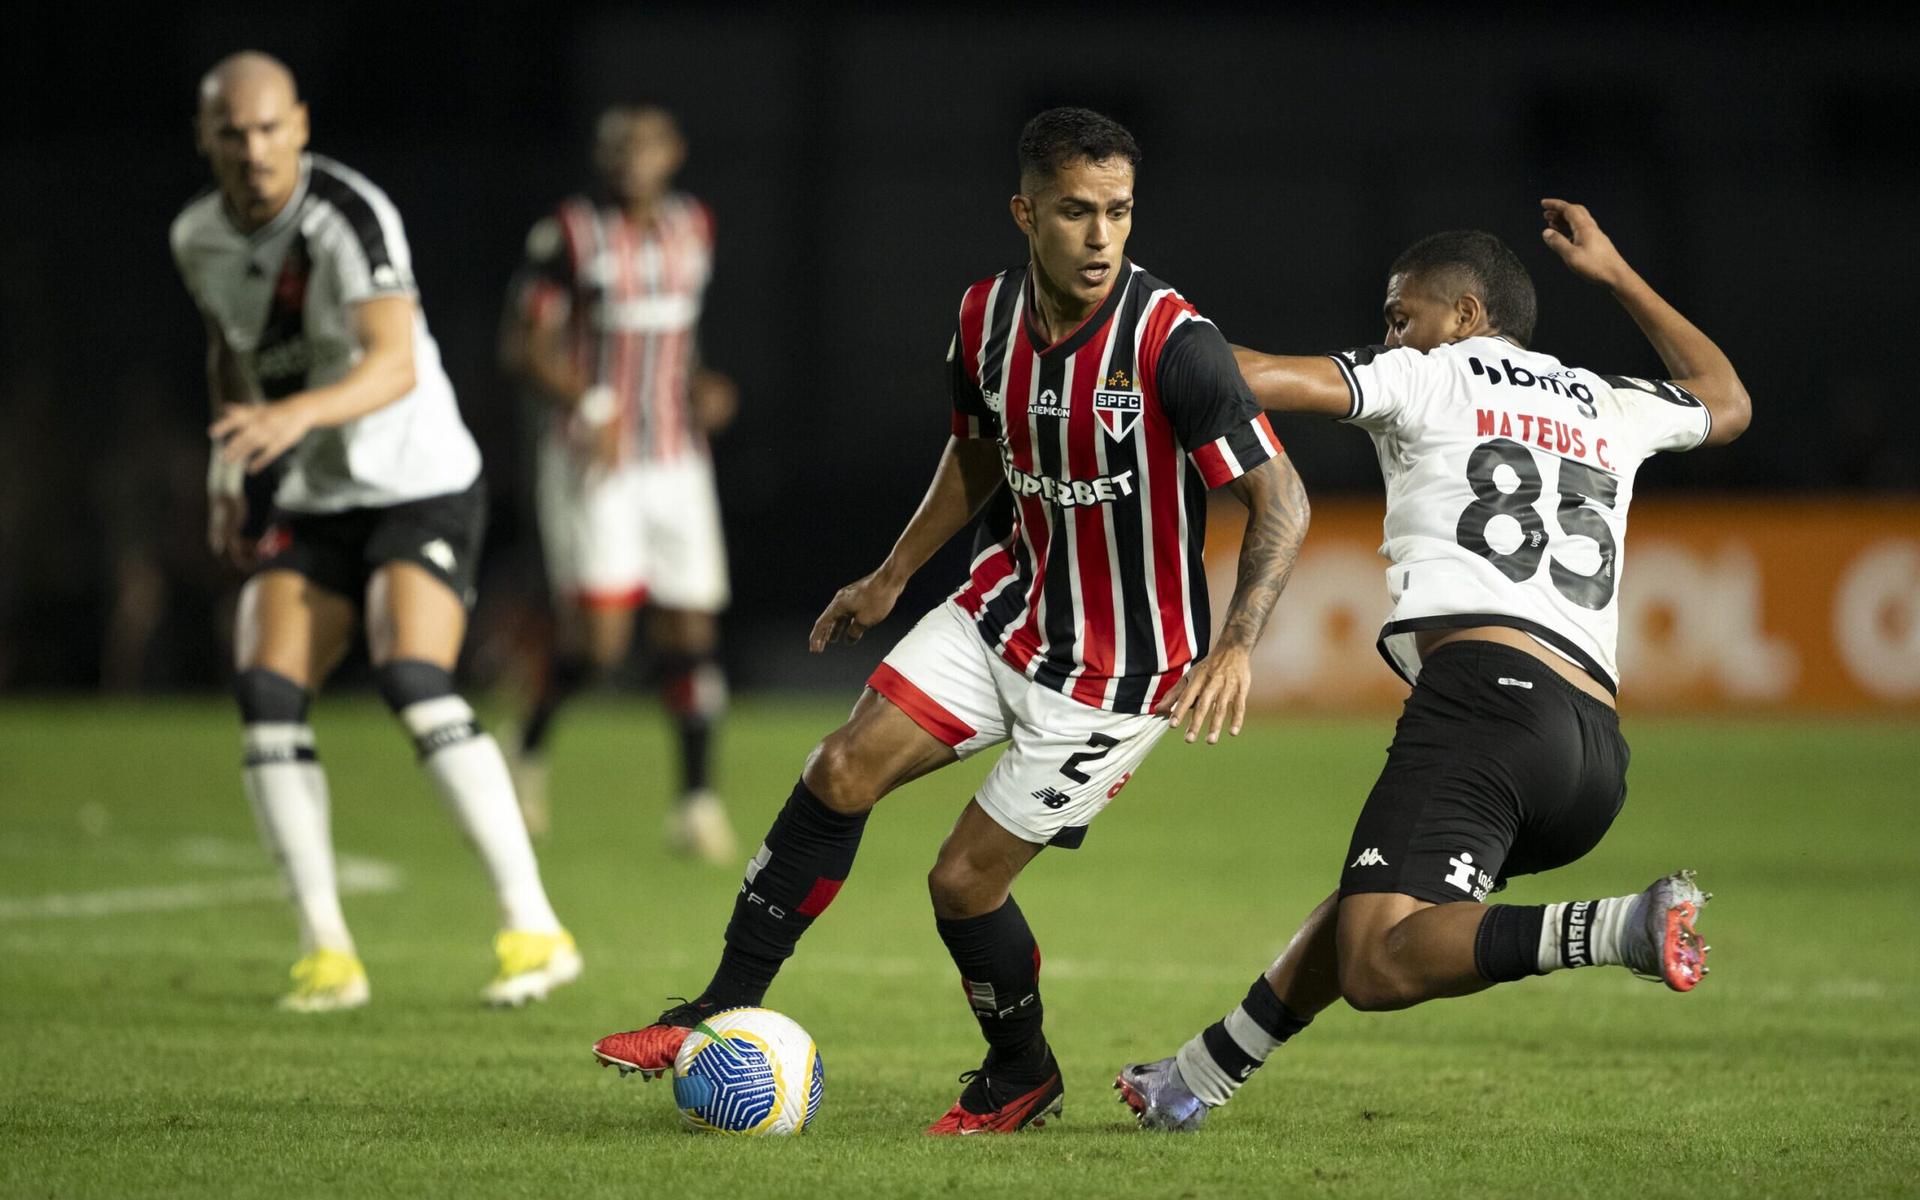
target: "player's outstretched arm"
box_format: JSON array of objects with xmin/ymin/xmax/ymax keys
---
[
  {"xmin": 1541, "ymin": 198, "xmax": 1751, "ymax": 446},
  {"xmin": 209, "ymin": 295, "xmax": 420, "ymax": 473},
  {"xmin": 809, "ymin": 436, "xmax": 1003, "ymax": 652},
  {"xmin": 1231, "ymin": 348, "xmax": 1354, "ymax": 418},
  {"xmin": 1163, "ymin": 452, "xmax": 1310, "ymax": 743}
]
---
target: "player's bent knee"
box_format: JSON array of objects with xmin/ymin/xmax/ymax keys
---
[
  {"xmin": 373, "ymin": 659, "xmax": 457, "ymax": 713},
  {"xmin": 233, "ymin": 667, "xmax": 311, "ymax": 725},
  {"xmin": 801, "ymin": 732, "xmax": 882, "ymax": 816},
  {"xmin": 1337, "ymin": 955, "xmax": 1422, "ymax": 1012},
  {"xmin": 925, "ymin": 856, "xmax": 989, "ymax": 919}
]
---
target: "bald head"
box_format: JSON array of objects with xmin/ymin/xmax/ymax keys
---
[
  {"xmin": 196, "ymin": 51, "xmax": 309, "ymax": 231},
  {"xmin": 198, "ymin": 50, "xmax": 298, "ymax": 114}
]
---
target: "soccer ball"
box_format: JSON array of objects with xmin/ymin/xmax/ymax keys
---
[{"xmin": 671, "ymin": 1007, "xmax": 825, "ymax": 1135}]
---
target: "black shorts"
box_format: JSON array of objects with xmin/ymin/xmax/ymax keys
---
[
  {"xmin": 252, "ymin": 479, "xmax": 486, "ymax": 607},
  {"xmin": 1338, "ymin": 641, "xmax": 1629, "ymax": 905}
]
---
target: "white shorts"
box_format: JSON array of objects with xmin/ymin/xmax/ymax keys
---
[
  {"xmin": 869, "ymin": 602, "xmax": 1171, "ymax": 847},
  {"xmin": 535, "ymin": 441, "xmax": 730, "ymax": 613}
]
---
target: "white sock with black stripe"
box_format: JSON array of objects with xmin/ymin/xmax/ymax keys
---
[
  {"xmin": 398, "ymin": 695, "xmax": 561, "ymax": 934},
  {"xmin": 242, "ymin": 723, "xmax": 354, "ymax": 955},
  {"xmin": 1174, "ymin": 976, "xmax": 1314, "ymax": 1108},
  {"xmin": 1535, "ymin": 895, "xmax": 1638, "ymax": 972}
]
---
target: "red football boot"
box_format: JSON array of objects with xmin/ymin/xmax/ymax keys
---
[
  {"xmin": 592, "ymin": 999, "xmax": 713, "ymax": 1079},
  {"xmin": 926, "ymin": 1052, "xmax": 1065, "ymax": 1135}
]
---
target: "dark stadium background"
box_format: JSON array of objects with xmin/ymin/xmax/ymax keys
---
[{"xmin": 3, "ymin": 7, "xmax": 1914, "ymax": 692}]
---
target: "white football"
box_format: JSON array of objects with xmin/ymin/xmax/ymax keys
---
[{"xmin": 671, "ymin": 1007, "xmax": 825, "ymax": 1135}]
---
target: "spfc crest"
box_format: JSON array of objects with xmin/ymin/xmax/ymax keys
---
[{"xmin": 1094, "ymin": 368, "xmax": 1142, "ymax": 439}]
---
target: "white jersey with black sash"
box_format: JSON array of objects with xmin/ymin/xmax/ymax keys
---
[
  {"xmin": 170, "ymin": 153, "xmax": 480, "ymax": 513},
  {"xmin": 1328, "ymin": 335, "xmax": 1712, "ymax": 694}
]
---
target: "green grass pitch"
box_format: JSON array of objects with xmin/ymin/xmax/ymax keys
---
[{"xmin": 2, "ymin": 697, "xmax": 1916, "ymax": 1197}]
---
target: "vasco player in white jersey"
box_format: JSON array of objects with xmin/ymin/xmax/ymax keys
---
[
  {"xmin": 172, "ymin": 52, "xmax": 578, "ymax": 1012},
  {"xmin": 1116, "ymin": 204, "xmax": 1752, "ymax": 1131},
  {"xmin": 592, "ymin": 108, "xmax": 1311, "ymax": 1134},
  {"xmin": 502, "ymin": 106, "xmax": 738, "ymax": 859}
]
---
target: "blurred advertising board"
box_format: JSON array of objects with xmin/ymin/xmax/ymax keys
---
[{"xmin": 1206, "ymin": 498, "xmax": 1920, "ymax": 712}]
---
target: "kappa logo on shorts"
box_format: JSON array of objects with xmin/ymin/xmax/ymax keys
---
[
  {"xmin": 1350, "ymin": 847, "xmax": 1389, "ymax": 868},
  {"xmin": 1031, "ymin": 785, "xmax": 1071, "ymax": 810}
]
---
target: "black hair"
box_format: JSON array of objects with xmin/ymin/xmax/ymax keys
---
[
  {"xmin": 1017, "ymin": 107, "xmax": 1141, "ymax": 189},
  {"xmin": 1390, "ymin": 230, "xmax": 1537, "ymax": 346}
]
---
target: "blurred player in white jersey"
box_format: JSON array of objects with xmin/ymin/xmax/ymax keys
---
[
  {"xmin": 172, "ymin": 52, "xmax": 578, "ymax": 1012},
  {"xmin": 502, "ymin": 106, "xmax": 737, "ymax": 859},
  {"xmin": 1116, "ymin": 202, "xmax": 1752, "ymax": 1131}
]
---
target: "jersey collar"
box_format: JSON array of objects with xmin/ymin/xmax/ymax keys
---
[
  {"xmin": 224, "ymin": 153, "xmax": 311, "ymax": 244},
  {"xmin": 1021, "ymin": 259, "xmax": 1132, "ymax": 360}
]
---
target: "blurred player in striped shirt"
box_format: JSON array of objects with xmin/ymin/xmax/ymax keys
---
[{"xmin": 503, "ymin": 106, "xmax": 738, "ymax": 858}]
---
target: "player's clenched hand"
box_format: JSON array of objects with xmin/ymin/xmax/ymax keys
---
[
  {"xmin": 809, "ymin": 570, "xmax": 906, "ymax": 653},
  {"xmin": 1159, "ymin": 643, "xmax": 1252, "ymax": 745},
  {"xmin": 1540, "ymin": 198, "xmax": 1631, "ymax": 289},
  {"xmin": 210, "ymin": 401, "xmax": 314, "ymax": 474}
]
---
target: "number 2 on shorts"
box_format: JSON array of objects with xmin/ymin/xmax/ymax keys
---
[{"xmin": 1059, "ymin": 732, "xmax": 1120, "ymax": 784}]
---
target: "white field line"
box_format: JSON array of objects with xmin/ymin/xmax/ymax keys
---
[{"xmin": 0, "ymin": 839, "xmax": 401, "ymax": 922}]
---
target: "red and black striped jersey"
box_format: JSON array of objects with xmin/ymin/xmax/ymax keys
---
[
  {"xmin": 949, "ymin": 261, "xmax": 1283, "ymax": 714},
  {"xmin": 515, "ymin": 192, "xmax": 714, "ymax": 464}
]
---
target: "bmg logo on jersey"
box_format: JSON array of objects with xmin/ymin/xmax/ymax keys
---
[{"xmin": 1469, "ymin": 356, "xmax": 1599, "ymax": 418}]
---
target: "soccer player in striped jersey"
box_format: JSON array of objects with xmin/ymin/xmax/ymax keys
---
[
  {"xmin": 1115, "ymin": 205, "xmax": 1751, "ymax": 1131},
  {"xmin": 592, "ymin": 107, "xmax": 1311, "ymax": 1134},
  {"xmin": 503, "ymin": 106, "xmax": 738, "ymax": 859},
  {"xmin": 173, "ymin": 52, "xmax": 577, "ymax": 1012}
]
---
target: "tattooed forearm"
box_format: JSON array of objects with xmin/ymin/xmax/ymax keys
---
[{"xmin": 1218, "ymin": 454, "xmax": 1310, "ymax": 651}]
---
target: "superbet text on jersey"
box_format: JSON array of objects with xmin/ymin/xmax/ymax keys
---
[
  {"xmin": 1327, "ymin": 336, "xmax": 1713, "ymax": 693},
  {"xmin": 948, "ymin": 261, "xmax": 1282, "ymax": 716}
]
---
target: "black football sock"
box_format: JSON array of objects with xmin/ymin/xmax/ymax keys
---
[
  {"xmin": 935, "ymin": 896, "xmax": 1049, "ymax": 1079},
  {"xmin": 1173, "ymin": 975, "xmax": 1314, "ymax": 1107},
  {"xmin": 1474, "ymin": 903, "xmax": 1550, "ymax": 982},
  {"xmin": 700, "ymin": 779, "xmax": 868, "ymax": 1008},
  {"xmin": 1484, "ymin": 896, "xmax": 1642, "ymax": 977},
  {"xmin": 520, "ymin": 652, "xmax": 594, "ymax": 755},
  {"xmin": 658, "ymin": 652, "xmax": 727, "ymax": 798}
]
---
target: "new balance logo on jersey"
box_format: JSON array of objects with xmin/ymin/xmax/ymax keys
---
[
  {"xmin": 1031, "ymin": 786, "xmax": 1070, "ymax": 810},
  {"xmin": 1350, "ymin": 847, "xmax": 1389, "ymax": 868},
  {"xmin": 1468, "ymin": 355, "xmax": 1598, "ymax": 415}
]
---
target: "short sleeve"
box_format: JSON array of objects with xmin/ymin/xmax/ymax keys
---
[
  {"xmin": 1156, "ymin": 319, "xmax": 1283, "ymax": 488},
  {"xmin": 314, "ymin": 203, "xmax": 416, "ymax": 303},
  {"xmin": 1600, "ymin": 374, "xmax": 1712, "ymax": 453},
  {"xmin": 517, "ymin": 214, "xmax": 575, "ymax": 326},
  {"xmin": 1328, "ymin": 344, "xmax": 1432, "ymax": 431},
  {"xmin": 949, "ymin": 329, "xmax": 1001, "ymax": 440},
  {"xmin": 168, "ymin": 213, "xmax": 208, "ymax": 314}
]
